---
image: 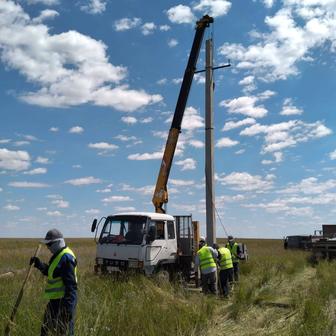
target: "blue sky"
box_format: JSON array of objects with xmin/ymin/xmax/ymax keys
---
[{"xmin": 1, "ymin": 0, "xmax": 336, "ymax": 238}]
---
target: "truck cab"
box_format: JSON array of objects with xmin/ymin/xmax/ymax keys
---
[{"xmin": 91, "ymin": 212, "xmax": 195, "ymax": 278}]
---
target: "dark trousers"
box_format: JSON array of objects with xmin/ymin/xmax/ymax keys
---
[
  {"xmin": 201, "ymin": 271, "xmax": 217, "ymax": 294},
  {"xmin": 233, "ymin": 262, "xmax": 239, "ymax": 282},
  {"xmin": 41, "ymin": 299, "xmax": 75, "ymax": 336},
  {"xmin": 219, "ymin": 268, "xmax": 234, "ymax": 297}
]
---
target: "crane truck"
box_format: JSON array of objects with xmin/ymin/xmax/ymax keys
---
[{"xmin": 90, "ymin": 15, "xmax": 213, "ymax": 280}]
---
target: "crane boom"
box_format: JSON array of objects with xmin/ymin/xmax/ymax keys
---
[{"xmin": 152, "ymin": 15, "xmax": 214, "ymax": 214}]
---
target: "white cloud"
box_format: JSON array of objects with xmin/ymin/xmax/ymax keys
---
[
  {"xmin": 240, "ymin": 120, "xmax": 332, "ymax": 155},
  {"xmin": 0, "ymin": 3, "xmax": 161, "ymax": 112},
  {"xmin": 172, "ymin": 78, "xmax": 183, "ymax": 85},
  {"xmin": 140, "ymin": 117, "xmax": 153, "ymax": 124},
  {"xmin": 280, "ymin": 98, "xmax": 303, "ymax": 115},
  {"xmin": 330, "ymin": 150, "xmax": 336, "ymax": 160},
  {"xmin": 181, "ymin": 106, "xmax": 204, "ymax": 131},
  {"xmin": 64, "ymin": 176, "xmax": 102, "ymax": 186},
  {"xmin": 218, "ymin": 172, "xmax": 274, "ymax": 191},
  {"xmin": 0, "ymin": 187, "xmax": 3, "ymax": 192},
  {"xmin": 128, "ymin": 151, "xmax": 163, "ymax": 160},
  {"xmin": 35, "ymin": 156, "xmax": 50, "ymax": 164},
  {"xmin": 9, "ymin": 181, "xmax": 50, "ymax": 188},
  {"xmin": 27, "ymin": 0, "xmax": 59, "ymax": 4},
  {"xmin": 120, "ymin": 184, "xmax": 154, "ymax": 195},
  {"xmin": 102, "ymin": 196, "xmax": 132, "ymax": 202},
  {"xmin": 141, "ymin": 22, "xmax": 156, "ymax": 35},
  {"xmin": 189, "ymin": 140, "xmax": 204, "ymax": 148},
  {"xmin": 193, "ymin": 0, "xmax": 231, "ymax": 17},
  {"xmin": 0, "ymin": 139, "xmax": 11, "ymax": 144},
  {"xmin": 175, "ymin": 158, "xmax": 196, "ymax": 170},
  {"xmin": 69, "ymin": 126, "xmax": 84, "ymax": 134},
  {"xmin": 263, "ymin": 0, "xmax": 275, "ymax": 8},
  {"xmin": 170, "ymin": 179, "xmax": 195, "ymax": 186},
  {"xmin": 222, "ymin": 117, "xmax": 256, "ymax": 131},
  {"xmin": 32, "ymin": 9, "xmax": 59, "ymax": 23},
  {"xmin": 220, "ymin": 96, "xmax": 268, "ymax": 118},
  {"xmin": 160, "ymin": 25, "xmax": 171, "ymax": 31},
  {"xmin": 114, "ymin": 17, "xmax": 141, "ymax": 31},
  {"xmin": 121, "ymin": 116, "xmax": 137, "ymax": 124},
  {"xmin": 157, "ymin": 78, "xmax": 168, "ymax": 85},
  {"xmin": 23, "ymin": 167, "xmax": 47, "ymax": 175},
  {"xmin": 52, "ymin": 199, "xmax": 69, "ymax": 208},
  {"xmin": 47, "ymin": 210, "xmax": 62, "ymax": 216},
  {"xmin": 96, "ymin": 188, "xmax": 111, "ymax": 193},
  {"xmin": 216, "ymin": 137, "xmax": 239, "ymax": 148},
  {"xmin": 88, "ymin": 142, "xmax": 118, "ymax": 150},
  {"xmin": 49, "ymin": 127, "xmax": 59, "ymax": 132},
  {"xmin": 168, "ymin": 38, "xmax": 178, "ymax": 47},
  {"xmin": 0, "ymin": 148, "xmax": 30, "ymax": 171},
  {"xmin": 167, "ymin": 5, "xmax": 195, "ymax": 24},
  {"xmin": 85, "ymin": 208, "xmax": 100, "ymax": 215},
  {"xmin": 81, "ymin": 0, "xmax": 106, "ymax": 14},
  {"xmin": 4, "ymin": 204, "xmax": 20, "ymax": 211},
  {"xmin": 114, "ymin": 206, "xmax": 136, "ymax": 212},
  {"xmin": 280, "ymin": 177, "xmax": 336, "ymax": 195},
  {"xmin": 239, "ymin": 75, "xmax": 256, "ymax": 92}
]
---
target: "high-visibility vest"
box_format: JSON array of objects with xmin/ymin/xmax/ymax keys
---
[
  {"xmin": 44, "ymin": 247, "xmax": 77, "ymax": 300},
  {"xmin": 218, "ymin": 247, "xmax": 233, "ymax": 270},
  {"xmin": 226, "ymin": 242, "xmax": 239, "ymax": 263},
  {"xmin": 197, "ymin": 245, "xmax": 216, "ymax": 272}
]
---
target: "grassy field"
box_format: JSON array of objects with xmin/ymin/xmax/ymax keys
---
[{"xmin": 1, "ymin": 238, "xmax": 336, "ymax": 335}]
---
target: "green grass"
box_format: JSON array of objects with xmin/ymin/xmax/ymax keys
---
[{"xmin": 2, "ymin": 238, "xmax": 336, "ymax": 335}]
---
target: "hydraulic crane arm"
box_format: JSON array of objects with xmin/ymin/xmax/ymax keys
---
[{"xmin": 152, "ymin": 15, "xmax": 214, "ymax": 214}]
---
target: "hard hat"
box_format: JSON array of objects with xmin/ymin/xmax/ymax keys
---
[
  {"xmin": 41, "ymin": 228, "xmax": 63, "ymax": 244},
  {"xmin": 199, "ymin": 236, "xmax": 206, "ymax": 243}
]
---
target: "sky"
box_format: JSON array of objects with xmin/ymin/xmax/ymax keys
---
[{"xmin": 1, "ymin": 0, "xmax": 336, "ymax": 239}]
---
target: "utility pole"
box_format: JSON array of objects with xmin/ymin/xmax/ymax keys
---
[
  {"xmin": 196, "ymin": 39, "xmax": 230, "ymax": 247},
  {"xmin": 205, "ymin": 38, "xmax": 216, "ymax": 247}
]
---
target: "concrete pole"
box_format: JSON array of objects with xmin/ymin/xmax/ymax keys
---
[{"xmin": 205, "ymin": 38, "xmax": 216, "ymax": 246}]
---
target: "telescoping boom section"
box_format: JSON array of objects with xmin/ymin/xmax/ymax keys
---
[{"xmin": 152, "ymin": 15, "xmax": 214, "ymax": 214}]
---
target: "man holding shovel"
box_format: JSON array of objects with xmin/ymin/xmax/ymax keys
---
[{"xmin": 30, "ymin": 229, "xmax": 78, "ymax": 336}]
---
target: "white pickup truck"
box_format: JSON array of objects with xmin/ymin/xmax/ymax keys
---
[{"xmin": 91, "ymin": 212, "xmax": 197, "ymax": 280}]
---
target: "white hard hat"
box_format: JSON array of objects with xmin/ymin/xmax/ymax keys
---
[{"xmin": 199, "ymin": 236, "xmax": 206, "ymax": 243}]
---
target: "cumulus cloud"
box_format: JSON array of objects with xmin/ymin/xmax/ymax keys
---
[
  {"xmin": 175, "ymin": 158, "xmax": 197, "ymax": 170},
  {"xmin": 51, "ymin": 199, "xmax": 69, "ymax": 208},
  {"xmin": 88, "ymin": 142, "xmax": 118, "ymax": 150},
  {"xmin": 0, "ymin": 148, "xmax": 30, "ymax": 171},
  {"xmin": 216, "ymin": 137, "xmax": 239, "ymax": 148},
  {"xmin": 217, "ymin": 172, "xmax": 274, "ymax": 191},
  {"xmin": 69, "ymin": 126, "xmax": 84, "ymax": 134},
  {"xmin": 64, "ymin": 176, "xmax": 102, "ymax": 186},
  {"xmin": 49, "ymin": 127, "xmax": 59, "ymax": 132},
  {"xmin": 193, "ymin": 0, "xmax": 231, "ymax": 17},
  {"xmin": 102, "ymin": 195, "xmax": 132, "ymax": 203},
  {"xmin": 120, "ymin": 184, "xmax": 154, "ymax": 195},
  {"xmin": 168, "ymin": 38, "xmax": 178, "ymax": 47},
  {"xmin": 220, "ymin": 94, "xmax": 269, "ymax": 118},
  {"xmin": 9, "ymin": 181, "xmax": 50, "ymax": 188},
  {"xmin": 0, "ymin": 2, "xmax": 161, "ymax": 112},
  {"xmin": 141, "ymin": 22, "xmax": 156, "ymax": 35},
  {"xmin": 280, "ymin": 98, "xmax": 303, "ymax": 115},
  {"xmin": 27, "ymin": 0, "xmax": 59, "ymax": 4},
  {"xmin": 170, "ymin": 179, "xmax": 194, "ymax": 186},
  {"xmin": 330, "ymin": 150, "xmax": 336, "ymax": 160},
  {"xmin": 121, "ymin": 116, "xmax": 137, "ymax": 124},
  {"xmin": 189, "ymin": 140, "xmax": 204, "ymax": 148},
  {"xmin": 181, "ymin": 106, "xmax": 204, "ymax": 131},
  {"xmin": 36, "ymin": 156, "xmax": 50, "ymax": 164},
  {"xmin": 240, "ymin": 120, "xmax": 332, "ymax": 157},
  {"xmin": 222, "ymin": 117, "xmax": 256, "ymax": 131},
  {"xmin": 85, "ymin": 208, "xmax": 100, "ymax": 214},
  {"xmin": 114, "ymin": 206, "xmax": 136, "ymax": 212},
  {"xmin": 4, "ymin": 204, "xmax": 20, "ymax": 211},
  {"xmin": 167, "ymin": 5, "xmax": 195, "ymax": 24},
  {"xmin": 81, "ymin": 0, "xmax": 106, "ymax": 14},
  {"xmin": 128, "ymin": 151, "xmax": 163, "ymax": 160},
  {"xmin": 23, "ymin": 167, "xmax": 47, "ymax": 175},
  {"xmin": 219, "ymin": 2, "xmax": 336, "ymax": 82},
  {"xmin": 114, "ymin": 17, "xmax": 141, "ymax": 31},
  {"xmin": 32, "ymin": 9, "xmax": 59, "ymax": 23}
]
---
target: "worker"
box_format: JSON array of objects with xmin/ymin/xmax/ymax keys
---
[
  {"xmin": 215, "ymin": 244, "xmax": 233, "ymax": 297},
  {"xmin": 125, "ymin": 223, "xmax": 143, "ymax": 244},
  {"xmin": 30, "ymin": 229, "xmax": 77, "ymax": 336},
  {"xmin": 226, "ymin": 235, "xmax": 242, "ymax": 282},
  {"xmin": 194, "ymin": 236, "xmax": 218, "ymax": 294}
]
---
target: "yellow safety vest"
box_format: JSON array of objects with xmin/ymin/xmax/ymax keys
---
[
  {"xmin": 197, "ymin": 245, "xmax": 216, "ymax": 272},
  {"xmin": 218, "ymin": 247, "xmax": 233, "ymax": 270},
  {"xmin": 226, "ymin": 242, "xmax": 239, "ymax": 263},
  {"xmin": 44, "ymin": 247, "xmax": 77, "ymax": 300}
]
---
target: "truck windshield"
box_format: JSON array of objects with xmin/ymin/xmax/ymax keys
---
[{"xmin": 99, "ymin": 216, "xmax": 147, "ymax": 245}]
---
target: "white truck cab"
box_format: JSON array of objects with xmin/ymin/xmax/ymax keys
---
[{"xmin": 91, "ymin": 212, "xmax": 196, "ymax": 279}]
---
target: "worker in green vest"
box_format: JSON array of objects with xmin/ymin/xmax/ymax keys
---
[
  {"xmin": 226, "ymin": 235, "xmax": 242, "ymax": 282},
  {"xmin": 216, "ymin": 245, "xmax": 233, "ymax": 297},
  {"xmin": 30, "ymin": 229, "xmax": 78, "ymax": 336},
  {"xmin": 194, "ymin": 237, "xmax": 218, "ymax": 294}
]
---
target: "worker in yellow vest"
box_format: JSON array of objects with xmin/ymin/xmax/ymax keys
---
[
  {"xmin": 226, "ymin": 235, "xmax": 242, "ymax": 282},
  {"xmin": 30, "ymin": 229, "xmax": 77, "ymax": 336},
  {"xmin": 216, "ymin": 245, "xmax": 234, "ymax": 297},
  {"xmin": 194, "ymin": 237, "xmax": 218, "ymax": 294}
]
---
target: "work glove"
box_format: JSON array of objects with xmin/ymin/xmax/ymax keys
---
[{"xmin": 30, "ymin": 256, "xmax": 42, "ymax": 268}]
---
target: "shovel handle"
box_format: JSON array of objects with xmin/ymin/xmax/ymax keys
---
[{"xmin": 4, "ymin": 244, "xmax": 42, "ymax": 336}]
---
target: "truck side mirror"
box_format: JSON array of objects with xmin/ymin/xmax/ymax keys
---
[
  {"xmin": 146, "ymin": 226, "xmax": 156, "ymax": 243},
  {"xmin": 91, "ymin": 219, "xmax": 97, "ymax": 233}
]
